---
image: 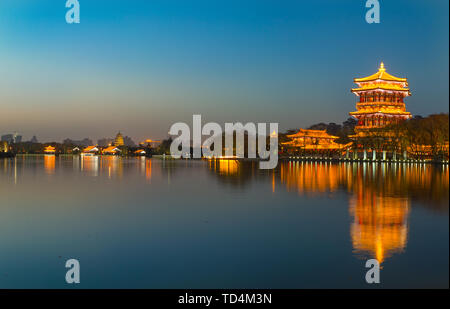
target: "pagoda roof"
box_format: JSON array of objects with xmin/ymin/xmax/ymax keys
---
[
  {"xmin": 282, "ymin": 140, "xmax": 352, "ymax": 150},
  {"xmin": 354, "ymin": 63, "xmax": 407, "ymax": 83},
  {"xmin": 349, "ymin": 110, "xmax": 412, "ymax": 116},
  {"xmin": 351, "ymin": 84, "xmax": 410, "ymax": 93},
  {"xmin": 44, "ymin": 146, "xmax": 56, "ymax": 152},
  {"xmin": 83, "ymin": 146, "xmax": 99, "ymax": 153},
  {"xmin": 287, "ymin": 129, "xmax": 339, "ymax": 139},
  {"xmin": 103, "ymin": 146, "xmax": 121, "ymax": 153}
]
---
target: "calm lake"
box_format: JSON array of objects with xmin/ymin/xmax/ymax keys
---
[{"xmin": 0, "ymin": 156, "xmax": 448, "ymax": 288}]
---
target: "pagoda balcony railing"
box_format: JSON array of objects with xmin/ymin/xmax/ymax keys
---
[{"xmin": 357, "ymin": 101, "xmax": 405, "ymax": 106}]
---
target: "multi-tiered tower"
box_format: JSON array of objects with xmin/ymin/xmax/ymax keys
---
[
  {"xmin": 350, "ymin": 63, "xmax": 411, "ymax": 137},
  {"xmin": 114, "ymin": 132, "xmax": 125, "ymax": 146}
]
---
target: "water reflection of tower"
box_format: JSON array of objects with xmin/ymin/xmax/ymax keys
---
[
  {"xmin": 349, "ymin": 184, "xmax": 410, "ymax": 264},
  {"xmin": 278, "ymin": 161, "xmax": 411, "ymax": 263},
  {"xmin": 44, "ymin": 155, "xmax": 56, "ymax": 175}
]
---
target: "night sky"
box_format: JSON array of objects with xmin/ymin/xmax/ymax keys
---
[{"xmin": 0, "ymin": 0, "xmax": 448, "ymax": 142}]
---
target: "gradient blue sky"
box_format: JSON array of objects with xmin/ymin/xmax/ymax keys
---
[{"xmin": 0, "ymin": 0, "xmax": 448, "ymax": 142}]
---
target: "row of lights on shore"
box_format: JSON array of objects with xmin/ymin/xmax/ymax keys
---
[{"xmin": 287, "ymin": 156, "xmax": 449, "ymax": 165}]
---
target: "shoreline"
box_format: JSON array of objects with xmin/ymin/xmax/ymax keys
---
[{"xmin": 4, "ymin": 153, "xmax": 448, "ymax": 165}]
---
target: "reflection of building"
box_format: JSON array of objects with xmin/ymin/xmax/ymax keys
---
[
  {"xmin": 44, "ymin": 155, "xmax": 56, "ymax": 174},
  {"xmin": 145, "ymin": 158, "xmax": 152, "ymax": 180},
  {"xmin": 350, "ymin": 63, "xmax": 412, "ymax": 137},
  {"xmin": 349, "ymin": 191, "xmax": 409, "ymax": 264},
  {"xmin": 114, "ymin": 132, "xmax": 125, "ymax": 146},
  {"xmin": 283, "ymin": 129, "xmax": 351, "ymax": 151},
  {"xmin": 278, "ymin": 162, "xmax": 418, "ymax": 263}
]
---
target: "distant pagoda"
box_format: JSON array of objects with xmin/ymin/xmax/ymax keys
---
[
  {"xmin": 114, "ymin": 132, "xmax": 125, "ymax": 146},
  {"xmin": 350, "ymin": 62, "xmax": 412, "ymax": 137}
]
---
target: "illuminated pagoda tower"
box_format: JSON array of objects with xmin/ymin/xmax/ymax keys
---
[
  {"xmin": 350, "ymin": 62, "xmax": 412, "ymax": 137},
  {"xmin": 114, "ymin": 132, "xmax": 125, "ymax": 146}
]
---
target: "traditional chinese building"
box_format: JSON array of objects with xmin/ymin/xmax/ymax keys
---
[
  {"xmin": 114, "ymin": 132, "xmax": 125, "ymax": 146},
  {"xmin": 134, "ymin": 149, "xmax": 146, "ymax": 156},
  {"xmin": 44, "ymin": 145, "xmax": 56, "ymax": 154},
  {"xmin": 282, "ymin": 129, "xmax": 351, "ymax": 151},
  {"xmin": 82, "ymin": 146, "xmax": 99, "ymax": 156},
  {"xmin": 103, "ymin": 146, "xmax": 121, "ymax": 155},
  {"xmin": 350, "ymin": 62, "xmax": 412, "ymax": 137},
  {"xmin": 44, "ymin": 155, "xmax": 56, "ymax": 174}
]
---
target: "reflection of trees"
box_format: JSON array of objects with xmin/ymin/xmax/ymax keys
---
[
  {"xmin": 349, "ymin": 163, "xmax": 449, "ymax": 212},
  {"xmin": 401, "ymin": 165, "xmax": 449, "ymax": 211}
]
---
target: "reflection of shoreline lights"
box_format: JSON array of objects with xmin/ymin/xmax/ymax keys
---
[
  {"xmin": 80, "ymin": 155, "xmax": 99, "ymax": 176},
  {"xmin": 205, "ymin": 156, "xmax": 237, "ymax": 159},
  {"xmin": 102, "ymin": 156, "xmax": 122, "ymax": 179},
  {"xmin": 280, "ymin": 161, "xmax": 449, "ymax": 201},
  {"xmin": 146, "ymin": 158, "xmax": 152, "ymax": 181},
  {"xmin": 280, "ymin": 161, "xmax": 348, "ymax": 194},
  {"xmin": 217, "ymin": 159, "xmax": 239, "ymax": 175},
  {"xmin": 44, "ymin": 155, "xmax": 55, "ymax": 174},
  {"xmin": 272, "ymin": 171, "xmax": 275, "ymax": 193}
]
